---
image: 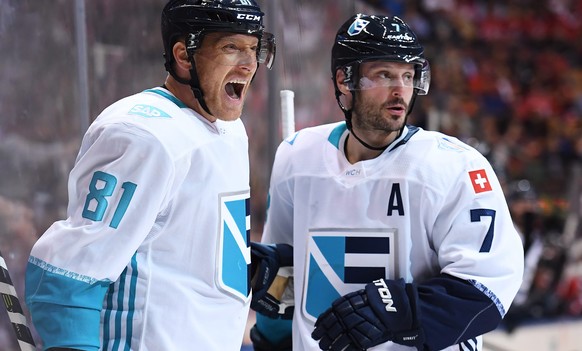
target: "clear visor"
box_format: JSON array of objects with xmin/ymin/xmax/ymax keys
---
[
  {"xmin": 195, "ymin": 32, "xmax": 275, "ymax": 69},
  {"xmin": 258, "ymin": 32, "xmax": 276, "ymax": 69},
  {"xmin": 347, "ymin": 60, "xmax": 430, "ymax": 95}
]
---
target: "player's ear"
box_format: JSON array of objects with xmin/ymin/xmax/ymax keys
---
[
  {"xmin": 172, "ymin": 41, "xmax": 192, "ymax": 74},
  {"xmin": 336, "ymin": 69, "xmax": 351, "ymax": 95},
  {"xmin": 336, "ymin": 69, "xmax": 353, "ymax": 109}
]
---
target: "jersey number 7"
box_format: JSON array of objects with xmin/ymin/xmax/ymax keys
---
[{"xmin": 470, "ymin": 208, "xmax": 496, "ymax": 253}]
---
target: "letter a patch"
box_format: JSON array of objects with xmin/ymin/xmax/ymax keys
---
[{"xmin": 468, "ymin": 169, "xmax": 492, "ymax": 194}]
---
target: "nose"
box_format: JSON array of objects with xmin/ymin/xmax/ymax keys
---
[
  {"xmin": 234, "ymin": 51, "xmax": 257, "ymax": 73},
  {"xmin": 391, "ymin": 84, "xmax": 404, "ymax": 96},
  {"xmin": 234, "ymin": 48, "xmax": 256, "ymax": 66}
]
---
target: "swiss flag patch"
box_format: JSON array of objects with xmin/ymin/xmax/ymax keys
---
[{"xmin": 468, "ymin": 169, "xmax": 492, "ymax": 193}]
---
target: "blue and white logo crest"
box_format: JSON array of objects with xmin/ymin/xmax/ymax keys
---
[
  {"xmin": 217, "ymin": 191, "xmax": 251, "ymax": 301},
  {"xmin": 347, "ymin": 18, "xmax": 370, "ymax": 36},
  {"xmin": 302, "ymin": 228, "xmax": 399, "ymax": 321}
]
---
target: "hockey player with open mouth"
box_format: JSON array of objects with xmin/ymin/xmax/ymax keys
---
[{"xmin": 24, "ymin": 1, "xmax": 274, "ymax": 350}]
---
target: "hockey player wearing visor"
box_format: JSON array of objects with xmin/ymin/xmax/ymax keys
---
[
  {"xmin": 249, "ymin": 14, "xmax": 523, "ymax": 351},
  {"xmin": 24, "ymin": 1, "xmax": 274, "ymax": 350}
]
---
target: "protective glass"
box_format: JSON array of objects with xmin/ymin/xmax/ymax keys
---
[
  {"xmin": 196, "ymin": 32, "xmax": 276, "ymax": 69},
  {"xmin": 347, "ymin": 59, "xmax": 430, "ymax": 95},
  {"xmin": 258, "ymin": 32, "xmax": 276, "ymax": 69}
]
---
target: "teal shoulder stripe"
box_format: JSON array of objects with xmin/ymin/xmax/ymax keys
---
[
  {"xmin": 328, "ymin": 123, "xmax": 347, "ymax": 149},
  {"xmin": 143, "ymin": 88, "xmax": 187, "ymax": 109}
]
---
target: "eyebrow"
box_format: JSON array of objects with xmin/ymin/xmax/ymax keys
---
[
  {"xmin": 212, "ymin": 33, "xmax": 258, "ymax": 43},
  {"xmin": 365, "ymin": 65, "xmax": 414, "ymax": 75}
]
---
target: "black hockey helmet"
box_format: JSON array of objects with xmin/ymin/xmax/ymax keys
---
[
  {"xmin": 331, "ymin": 14, "xmax": 430, "ymax": 130},
  {"xmin": 161, "ymin": 0, "xmax": 275, "ymax": 115}
]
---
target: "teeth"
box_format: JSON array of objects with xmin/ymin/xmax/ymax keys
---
[{"xmin": 225, "ymin": 81, "xmax": 246, "ymax": 99}]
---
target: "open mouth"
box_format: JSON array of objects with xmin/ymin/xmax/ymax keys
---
[
  {"xmin": 386, "ymin": 103, "xmax": 406, "ymax": 112},
  {"xmin": 225, "ymin": 81, "xmax": 246, "ymax": 100}
]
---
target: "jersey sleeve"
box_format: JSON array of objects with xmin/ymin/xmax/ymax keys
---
[
  {"xmin": 25, "ymin": 123, "xmax": 176, "ymax": 350},
  {"xmin": 418, "ymin": 152, "xmax": 524, "ymax": 349}
]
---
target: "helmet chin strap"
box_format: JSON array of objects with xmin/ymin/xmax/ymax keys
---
[
  {"xmin": 344, "ymin": 89, "xmax": 409, "ymax": 152},
  {"xmin": 186, "ymin": 61, "xmax": 213, "ymax": 117},
  {"xmin": 333, "ymin": 60, "xmax": 422, "ymax": 153},
  {"xmin": 339, "ymin": 89, "xmax": 418, "ymax": 153},
  {"xmin": 166, "ymin": 32, "xmax": 214, "ymax": 117},
  {"xmin": 165, "ymin": 64, "xmax": 214, "ymax": 118},
  {"xmin": 345, "ymin": 111, "xmax": 392, "ymax": 151},
  {"xmin": 335, "ymin": 64, "xmax": 392, "ymax": 152},
  {"xmin": 169, "ymin": 33, "xmax": 261, "ymax": 119}
]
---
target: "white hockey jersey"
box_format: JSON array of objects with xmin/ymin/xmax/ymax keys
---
[
  {"xmin": 25, "ymin": 87, "xmax": 252, "ymax": 350},
  {"xmin": 260, "ymin": 122, "xmax": 524, "ymax": 351}
]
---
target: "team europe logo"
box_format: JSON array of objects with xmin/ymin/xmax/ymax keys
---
[
  {"xmin": 303, "ymin": 228, "xmax": 399, "ymax": 321},
  {"xmin": 216, "ymin": 191, "xmax": 251, "ymax": 302},
  {"xmin": 347, "ymin": 18, "xmax": 370, "ymax": 36}
]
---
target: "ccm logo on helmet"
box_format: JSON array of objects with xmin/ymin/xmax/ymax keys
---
[
  {"xmin": 237, "ymin": 13, "xmax": 261, "ymax": 21},
  {"xmin": 373, "ymin": 279, "xmax": 397, "ymax": 312}
]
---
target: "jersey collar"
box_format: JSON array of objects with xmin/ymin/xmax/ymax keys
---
[
  {"xmin": 143, "ymin": 87, "xmax": 187, "ymax": 109},
  {"xmin": 327, "ymin": 122, "xmax": 419, "ymax": 153}
]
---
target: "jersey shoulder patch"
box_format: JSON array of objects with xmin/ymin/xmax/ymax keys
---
[
  {"xmin": 436, "ymin": 136, "xmax": 470, "ymax": 153},
  {"xmin": 127, "ymin": 104, "xmax": 171, "ymax": 119}
]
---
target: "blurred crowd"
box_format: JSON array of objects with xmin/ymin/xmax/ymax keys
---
[
  {"xmin": 361, "ymin": 0, "xmax": 582, "ymax": 331},
  {"xmin": 1, "ymin": 0, "xmax": 582, "ymax": 348}
]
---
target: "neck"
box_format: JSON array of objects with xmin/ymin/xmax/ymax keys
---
[
  {"xmin": 164, "ymin": 75, "xmax": 216, "ymax": 122},
  {"xmin": 344, "ymin": 127, "xmax": 400, "ymax": 163}
]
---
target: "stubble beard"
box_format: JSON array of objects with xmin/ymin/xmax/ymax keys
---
[{"xmin": 352, "ymin": 95, "xmax": 408, "ymax": 133}]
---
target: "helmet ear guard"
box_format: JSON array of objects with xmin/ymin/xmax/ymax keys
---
[
  {"xmin": 415, "ymin": 59, "xmax": 430, "ymax": 96},
  {"xmin": 257, "ymin": 32, "xmax": 276, "ymax": 69}
]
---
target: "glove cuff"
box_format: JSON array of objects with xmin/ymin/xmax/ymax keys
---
[{"xmin": 275, "ymin": 243, "xmax": 293, "ymax": 267}]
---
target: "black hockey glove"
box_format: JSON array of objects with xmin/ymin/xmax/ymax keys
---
[
  {"xmin": 250, "ymin": 242, "xmax": 294, "ymax": 319},
  {"xmin": 250, "ymin": 324, "xmax": 292, "ymax": 351},
  {"xmin": 311, "ymin": 278, "xmax": 425, "ymax": 351}
]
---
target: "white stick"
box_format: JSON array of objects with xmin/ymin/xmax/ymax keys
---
[
  {"xmin": 269, "ymin": 90, "xmax": 296, "ymax": 301},
  {"xmin": 280, "ymin": 90, "xmax": 295, "ymax": 139}
]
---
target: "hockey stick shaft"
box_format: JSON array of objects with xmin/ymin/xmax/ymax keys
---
[
  {"xmin": 0, "ymin": 250, "xmax": 36, "ymax": 351},
  {"xmin": 266, "ymin": 90, "xmax": 297, "ymax": 300},
  {"xmin": 280, "ymin": 90, "xmax": 295, "ymax": 140}
]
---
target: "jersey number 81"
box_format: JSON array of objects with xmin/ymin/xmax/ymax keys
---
[{"xmin": 82, "ymin": 171, "xmax": 137, "ymax": 229}]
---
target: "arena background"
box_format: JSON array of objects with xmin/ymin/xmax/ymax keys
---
[{"xmin": 1, "ymin": 0, "xmax": 581, "ymax": 350}]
